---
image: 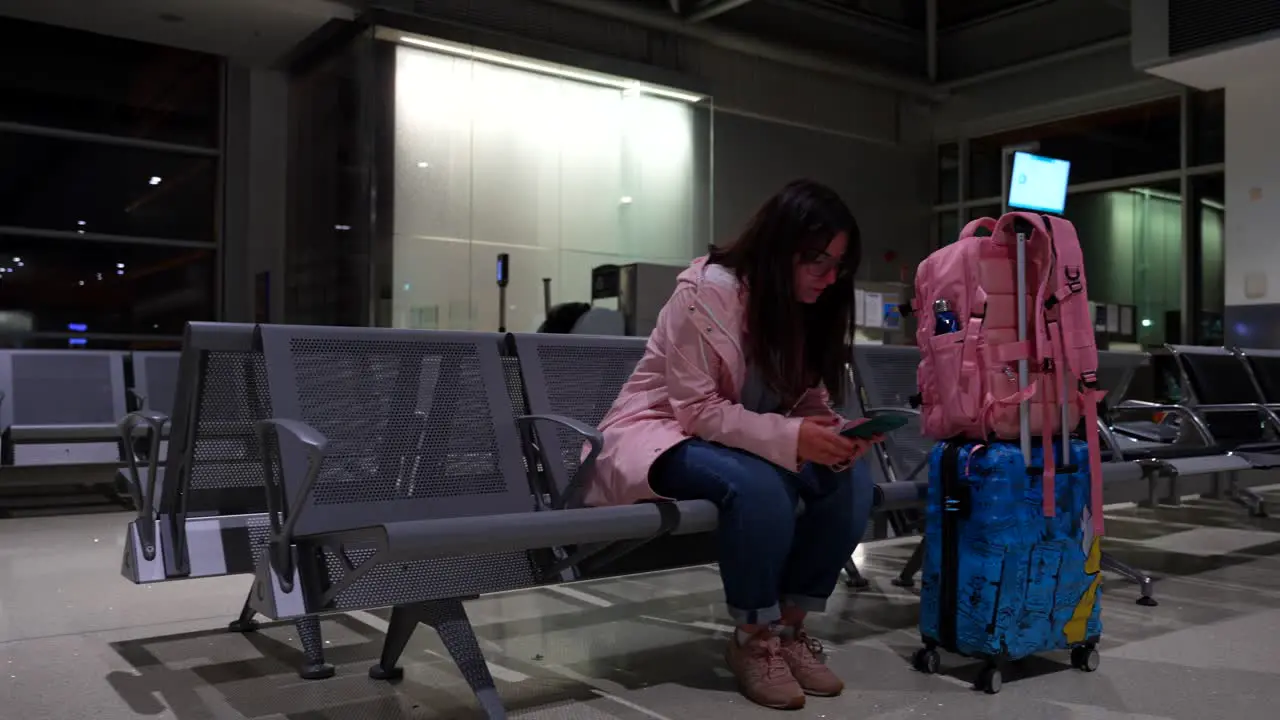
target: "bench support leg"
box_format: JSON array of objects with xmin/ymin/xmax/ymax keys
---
[
  {"xmin": 1229, "ymin": 487, "xmax": 1268, "ymax": 517},
  {"xmin": 892, "ymin": 538, "xmax": 925, "ymax": 588},
  {"xmin": 296, "ymin": 615, "xmax": 335, "ymax": 680},
  {"xmin": 228, "ymin": 590, "xmax": 260, "ymax": 633},
  {"xmin": 370, "ymin": 599, "xmax": 506, "ymax": 719},
  {"xmin": 370, "ymin": 604, "xmax": 420, "ymax": 681},
  {"xmin": 426, "ymin": 600, "xmax": 507, "ymax": 719},
  {"xmin": 1101, "ymin": 552, "xmax": 1157, "ymax": 607},
  {"xmin": 1224, "ymin": 472, "xmax": 1268, "ymax": 517}
]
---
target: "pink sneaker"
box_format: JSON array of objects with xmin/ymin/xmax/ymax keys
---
[
  {"xmin": 780, "ymin": 628, "xmax": 844, "ymax": 697},
  {"xmin": 725, "ymin": 631, "xmax": 806, "ymax": 710}
]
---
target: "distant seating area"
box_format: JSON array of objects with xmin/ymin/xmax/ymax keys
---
[
  {"xmin": 0, "ymin": 349, "xmax": 177, "ymax": 491},
  {"xmin": 4, "ymin": 324, "xmax": 1279, "ymax": 718}
]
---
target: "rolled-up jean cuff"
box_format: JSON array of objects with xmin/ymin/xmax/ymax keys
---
[
  {"xmin": 782, "ymin": 595, "xmax": 829, "ymax": 614},
  {"xmin": 728, "ymin": 603, "xmax": 782, "ymax": 626}
]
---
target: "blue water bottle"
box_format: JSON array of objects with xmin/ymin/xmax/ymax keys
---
[{"xmin": 933, "ymin": 299, "xmax": 961, "ymax": 335}]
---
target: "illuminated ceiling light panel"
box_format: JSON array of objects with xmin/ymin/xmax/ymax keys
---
[{"xmin": 398, "ymin": 35, "xmax": 704, "ymax": 104}]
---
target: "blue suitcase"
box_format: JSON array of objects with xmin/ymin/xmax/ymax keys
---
[{"xmin": 912, "ymin": 439, "xmax": 1103, "ymax": 693}]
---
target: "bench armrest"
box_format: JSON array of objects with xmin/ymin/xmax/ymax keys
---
[
  {"xmin": 516, "ymin": 413, "xmax": 604, "ymax": 509},
  {"xmin": 255, "ymin": 418, "xmax": 329, "ymax": 592},
  {"xmin": 259, "ymin": 418, "xmax": 329, "ymax": 456},
  {"xmin": 1096, "ymin": 417, "xmax": 1125, "ymax": 460},
  {"xmin": 1114, "ymin": 400, "xmax": 1215, "ymax": 446},
  {"xmin": 118, "ymin": 409, "xmax": 171, "ymax": 516},
  {"xmin": 874, "ymin": 479, "xmax": 928, "ymax": 511},
  {"xmin": 1193, "ymin": 402, "xmax": 1280, "ymax": 435}
]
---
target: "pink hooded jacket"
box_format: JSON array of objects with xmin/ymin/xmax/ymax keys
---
[{"xmin": 582, "ymin": 256, "xmax": 845, "ymax": 507}]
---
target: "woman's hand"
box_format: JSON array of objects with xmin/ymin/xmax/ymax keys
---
[
  {"xmin": 843, "ymin": 417, "xmax": 887, "ymax": 451},
  {"xmin": 797, "ymin": 417, "xmax": 857, "ymax": 467}
]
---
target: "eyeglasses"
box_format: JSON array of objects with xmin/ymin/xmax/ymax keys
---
[{"xmin": 800, "ymin": 252, "xmax": 848, "ymax": 279}]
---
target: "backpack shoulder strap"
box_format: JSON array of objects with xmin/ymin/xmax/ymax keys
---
[
  {"xmin": 1041, "ymin": 215, "xmax": 1106, "ymax": 536},
  {"xmin": 960, "ymin": 217, "xmax": 997, "ymax": 238}
]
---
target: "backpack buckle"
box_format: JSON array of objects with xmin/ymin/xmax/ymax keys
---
[{"xmin": 1064, "ymin": 266, "xmax": 1083, "ymax": 294}]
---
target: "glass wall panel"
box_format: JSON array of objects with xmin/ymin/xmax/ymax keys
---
[
  {"xmin": 1065, "ymin": 181, "xmax": 1182, "ymax": 346},
  {"xmin": 937, "ymin": 143, "xmax": 959, "ymax": 204},
  {"xmin": 389, "ymin": 38, "xmax": 711, "ymax": 333},
  {"xmin": 0, "ymin": 132, "xmax": 217, "ymax": 242},
  {"xmin": 0, "ymin": 233, "xmax": 215, "ymax": 336},
  {"xmin": 968, "ymin": 97, "xmax": 1181, "ymax": 197},
  {"xmin": 1194, "ymin": 173, "xmax": 1225, "ymax": 344},
  {"xmin": 0, "ymin": 17, "xmax": 220, "ymax": 147},
  {"xmin": 937, "ymin": 211, "xmax": 959, "ymax": 247},
  {"xmin": 0, "ymin": 17, "xmax": 221, "ymax": 348}
]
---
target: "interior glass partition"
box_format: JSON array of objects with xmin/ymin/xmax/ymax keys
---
[{"xmin": 382, "ymin": 31, "xmax": 713, "ymax": 333}]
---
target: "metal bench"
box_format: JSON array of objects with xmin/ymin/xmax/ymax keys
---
[
  {"xmin": 118, "ymin": 322, "xmax": 331, "ymax": 679},
  {"xmin": 1159, "ymin": 344, "xmax": 1280, "ymax": 516},
  {"xmin": 247, "ymin": 325, "xmax": 930, "ymax": 719},
  {"xmin": 0, "ymin": 349, "xmax": 128, "ymax": 484}
]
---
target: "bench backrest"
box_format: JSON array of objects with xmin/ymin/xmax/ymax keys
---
[
  {"xmin": 1096, "ymin": 350, "xmax": 1149, "ymax": 407},
  {"xmin": 508, "ymin": 333, "xmax": 647, "ymax": 501},
  {"xmin": 0, "ymin": 350, "xmax": 126, "ymax": 432},
  {"xmin": 851, "ymin": 344, "xmax": 933, "ymax": 478},
  {"xmin": 256, "ymin": 325, "xmax": 534, "ymax": 537},
  {"xmin": 160, "ymin": 323, "xmax": 273, "ymax": 515},
  {"xmin": 132, "ymin": 351, "xmax": 181, "ymax": 416},
  {"xmin": 1168, "ymin": 345, "xmax": 1269, "ymax": 444},
  {"xmin": 1241, "ymin": 349, "xmax": 1280, "ymax": 405}
]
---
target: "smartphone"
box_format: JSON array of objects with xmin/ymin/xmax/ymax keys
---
[{"xmin": 841, "ymin": 413, "xmax": 911, "ymax": 439}]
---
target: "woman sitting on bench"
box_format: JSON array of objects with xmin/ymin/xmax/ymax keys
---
[{"xmin": 587, "ymin": 179, "xmax": 880, "ymax": 710}]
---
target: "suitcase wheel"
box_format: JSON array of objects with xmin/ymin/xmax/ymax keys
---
[
  {"xmin": 977, "ymin": 664, "xmax": 1003, "ymax": 694},
  {"xmin": 911, "ymin": 647, "xmax": 941, "ymax": 675},
  {"xmin": 1071, "ymin": 645, "xmax": 1100, "ymax": 673}
]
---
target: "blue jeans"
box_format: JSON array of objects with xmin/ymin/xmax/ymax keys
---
[{"xmin": 650, "ymin": 439, "xmax": 875, "ymax": 626}]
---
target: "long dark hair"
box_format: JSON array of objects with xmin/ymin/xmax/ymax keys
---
[{"xmin": 709, "ymin": 179, "xmax": 860, "ymax": 405}]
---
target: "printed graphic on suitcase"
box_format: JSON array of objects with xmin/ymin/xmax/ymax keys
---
[{"xmin": 915, "ymin": 439, "xmax": 1102, "ymax": 687}]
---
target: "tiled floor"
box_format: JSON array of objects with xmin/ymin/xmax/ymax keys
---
[{"xmin": 5, "ymin": 490, "xmax": 1280, "ymax": 719}]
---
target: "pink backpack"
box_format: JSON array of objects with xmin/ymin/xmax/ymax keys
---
[{"xmin": 912, "ymin": 212, "xmax": 1104, "ymax": 534}]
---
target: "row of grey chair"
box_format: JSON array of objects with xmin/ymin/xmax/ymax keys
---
[
  {"xmin": 0, "ymin": 348, "xmax": 177, "ymax": 473},
  {"xmin": 117, "ymin": 323, "xmax": 928, "ymax": 706}
]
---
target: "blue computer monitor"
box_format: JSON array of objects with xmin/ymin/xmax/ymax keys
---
[{"xmin": 1008, "ymin": 151, "xmax": 1071, "ymax": 215}]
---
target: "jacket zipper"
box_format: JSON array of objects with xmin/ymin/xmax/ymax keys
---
[{"xmin": 939, "ymin": 441, "xmax": 962, "ymax": 653}]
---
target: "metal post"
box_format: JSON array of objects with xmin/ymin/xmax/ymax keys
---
[
  {"xmin": 1179, "ymin": 88, "xmax": 1199, "ymax": 344},
  {"xmin": 498, "ymin": 286, "xmax": 508, "ymax": 333},
  {"xmin": 925, "ymin": 0, "xmax": 938, "ymax": 82}
]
